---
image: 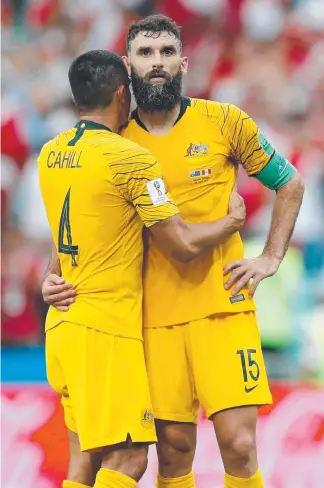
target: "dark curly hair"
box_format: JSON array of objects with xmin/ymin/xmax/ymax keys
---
[{"xmin": 126, "ymin": 14, "xmax": 182, "ymax": 53}]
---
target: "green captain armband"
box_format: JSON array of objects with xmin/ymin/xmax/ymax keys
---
[{"xmin": 253, "ymin": 152, "xmax": 296, "ymax": 190}]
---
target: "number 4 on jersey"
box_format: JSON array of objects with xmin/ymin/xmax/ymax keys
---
[{"xmin": 59, "ymin": 188, "xmax": 79, "ymax": 266}]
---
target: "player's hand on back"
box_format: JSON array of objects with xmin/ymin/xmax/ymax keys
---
[
  {"xmin": 223, "ymin": 255, "xmax": 281, "ymax": 298},
  {"xmin": 42, "ymin": 274, "xmax": 76, "ymax": 312},
  {"xmin": 228, "ymin": 189, "xmax": 246, "ymax": 230}
]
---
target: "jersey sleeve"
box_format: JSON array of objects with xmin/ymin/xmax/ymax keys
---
[
  {"xmin": 109, "ymin": 146, "xmax": 179, "ymax": 227},
  {"xmin": 221, "ymin": 104, "xmax": 272, "ymax": 176}
]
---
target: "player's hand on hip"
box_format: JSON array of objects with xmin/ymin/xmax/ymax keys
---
[
  {"xmin": 42, "ymin": 274, "xmax": 76, "ymax": 312},
  {"xmin": 223, "ymin": 255, "xmax": 281, "ymax": 298},
  {"xmin": 228, "ymin": 190, "xmax": 246, "ymax": 230}
]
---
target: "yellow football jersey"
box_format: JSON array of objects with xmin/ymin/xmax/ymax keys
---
[
  {"xmin": 38, "ymin": 120, "xmax": 178, "ymax": 339},
  {"xmin": 122, "ymin": 98, "xmax": 271, "ymax": 328}
]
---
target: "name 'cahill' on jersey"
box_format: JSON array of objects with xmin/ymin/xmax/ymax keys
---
[
  {"xmin": 122, "ymin": 99, "xmax": 272, "ymax": 328},
  {"xmin": 38, "ymin": 121, "xmax": 178, "ymax": 339}
]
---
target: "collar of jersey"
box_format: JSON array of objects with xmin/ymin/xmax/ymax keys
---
[
  {"xmin": 75, "ymin": 120, "xmax": 112, "ymax": 132},
  {"xmin": 131, "ymin": 96, "xmax": 191, "ymax": 132}
]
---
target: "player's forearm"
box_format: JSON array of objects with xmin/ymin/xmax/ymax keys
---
[
  {"xmin": 150, "ymin": 209, "xmax": 243, "ymax": 263},
  {"xmin": 44, "ymin": 242, "xmax": 62, "ymax": 278},
  {"xmin": 262, "ymin": 173, "xmax": 305, "ymax": 263},
  {"xmin": 177, "ymin": 214, "xmax": 243, "ymax": 261}
]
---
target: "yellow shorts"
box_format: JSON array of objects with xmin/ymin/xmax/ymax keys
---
[
  {"xmin": 46, "ymin": 322, "xmax": 156, "ymax": 451},
  {"xmin": 144, "ymin": 312, "xmax": 272, "ymax": 423}
]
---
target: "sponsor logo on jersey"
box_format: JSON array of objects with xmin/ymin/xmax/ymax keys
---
[
  {"xmin": 229, "ymin": 294, "xmax": 245, "ymax": 304},
  {"xmin": 190, "ymin": 168, "xmax": 212, "ymax": 178},
  {"xmin": 146, "ymin": 178, "xmax": 169, "ymax": 206},
  {"xmin": 141, "ymin": 409, "xmax": 154, "ymax": 428},
  {"xmin": 244, "ymin": 384, "xmax": 259, "ymax": 393},
  {"xmin": 185, "ymin": 142, "xmax": 209, "ymax": 157}
]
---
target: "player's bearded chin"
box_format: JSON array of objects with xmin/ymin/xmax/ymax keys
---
[{"xmin": 130, "ymin": 67, "xmax": 182, "ymax": 112}]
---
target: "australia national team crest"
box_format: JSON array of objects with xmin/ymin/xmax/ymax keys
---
[
  {"xmin": 141, "ymin": 409, "xmax": 154, "ymax": 428},
  {"xmin": 185, "ymin": 142, "xmax": 209, "ymax": 157}
]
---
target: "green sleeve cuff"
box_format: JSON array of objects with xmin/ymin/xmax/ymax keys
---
[{"xmin": 252, "ymin": 152, "xmax": 296, "ymax": 190}]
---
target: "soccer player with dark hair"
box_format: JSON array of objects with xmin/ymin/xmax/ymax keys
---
[
  {"xmin": 120, "ymin": 16, "xmax": 304, "ymax": 488},
  {"xmin": 38, "ymin": 48, "xmax": 246, "ymax": 488}
]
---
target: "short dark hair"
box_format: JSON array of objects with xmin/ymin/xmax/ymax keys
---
[
  {"xmin": 68, "ymin": 50, "xmax": 129, "ymax": 111},
  {"xmin": 127, "ymin": 15, "xmax": 182, "ymax": 53}
]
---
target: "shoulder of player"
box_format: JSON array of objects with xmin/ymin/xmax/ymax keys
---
[
  {"xmin": 189, "ymin": 98, "xmax": 243, "ymax": 122},
  {"xmin": 37, "ymin": 136, "xmax": 59, "ymax": 161},
  {"xmin": 38, "ymin": 127, "xmax": 77, "ymax": 158},
  {"xmin": 101, "ymin": 134, "xmax": 153, "ymax": 159},
  {"xmin": 206, "ymin": 102, "xmax": 252, "ymax": 139},
  {"xmin": 100, "ymin": 135, "xmax": 156, "ymax": 177},
  {"xmin": 38, "ymin": 139, "xmax": 53, "ymax": 155}
]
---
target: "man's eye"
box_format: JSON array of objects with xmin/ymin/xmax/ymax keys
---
[
  {"xmin": 163, "ymin": 48, "xmax": 174, "ymax": 55},
  {"xmin": 140, "ymin": 49, "xmax": 150, "ymax": 56}
]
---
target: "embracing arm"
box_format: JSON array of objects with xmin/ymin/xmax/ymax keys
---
[
  {"xmin": 42, "ymin": 240, "xmax": 75, "ymax": 311},
  {"xmin": 150, "ymin": 190, "xmax": 245, "ymax": 262},
  {"xmin": 44, "ymin": 240, "xmax": 61, "ymax": 278}
]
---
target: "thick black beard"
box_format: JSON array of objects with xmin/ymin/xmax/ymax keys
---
[{"xmin": 130, "ymin": 67, "xmax": 183, "ymax": 112}]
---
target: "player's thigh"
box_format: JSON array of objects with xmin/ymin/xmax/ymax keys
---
[
  {"xmin": 144, "ymin": 326, "xmax": 199, "ymax": 423},
  {"xmin": 45, "ymin": 326, "xmax": 77, "ymax": 433},
  {"xmin": 109, "ymin": 335, "xmax": 157, "ymax": 445},
  {"xmin": 188, "ymin": 312, "xmax": 272, "ymax": 418},
  {"xmin": 45, "ymin": 326, "xmax": 64, "ymax": 393},
  {"xmin": 57, "ymin": 323, "xmax": 156, "ymax": 451}
]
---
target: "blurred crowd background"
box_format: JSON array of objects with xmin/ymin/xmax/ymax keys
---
[{"xmin": 2, "ymin": 0, "xmax": 324, "ymax": 380}]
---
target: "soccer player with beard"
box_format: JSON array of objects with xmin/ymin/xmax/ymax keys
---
[{"xmin": 42, "ymin": 15, "xmax": 304, "ymax": 488}]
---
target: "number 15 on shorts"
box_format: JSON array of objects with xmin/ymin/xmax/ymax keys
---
[{"xmin": 237, "ymin": 349, "xmax": 260, "ymax": 393}]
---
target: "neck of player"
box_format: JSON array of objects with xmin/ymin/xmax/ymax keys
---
[
  {"xmin": 137, "ymin": 102, "xmax": 181, "ymax": 135},
  {"xmin": 79, "ymin": 113, "xmax": 118, "ymax": 133}
]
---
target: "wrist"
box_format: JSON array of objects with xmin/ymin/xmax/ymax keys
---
[{"xmin": 261, "ymin": 250, "xmax": 282, "ymax": 266}]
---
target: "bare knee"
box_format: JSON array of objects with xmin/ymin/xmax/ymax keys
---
[
  {"xmin": 156, "ymin": 421, "xmax": 196, "ymax": 478},
  {"xmin": 222, "ymin": 431, "xmax": 256, "ymax": 461},
  {"xmin": 213, "ymin": 406, "xmax": 258, "ymax": 477},
  {"xmin": 101, "ymin": 443, "xmax": 148, "ymax": 481},
  {"xmin": 218, "ymin": 430, "xmax": 257, "ymax": 476}
]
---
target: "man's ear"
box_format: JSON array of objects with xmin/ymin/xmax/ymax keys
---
[
  {"xmin": 180, "ymin": 56, "xmax": 188, "ymax": 75},
  {"xmin": 116, "ymin": 84, "xmax": 126, "ymax": 100},
  {"xmin": 122, "ymin": 56, "xmax": 131, "ymax": 77}
]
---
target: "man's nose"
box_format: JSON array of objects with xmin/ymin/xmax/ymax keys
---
[{"xmin": 152, "ymin": 52, "xmax": 163, "ymax": 69}]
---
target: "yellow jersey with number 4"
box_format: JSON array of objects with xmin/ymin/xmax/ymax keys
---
[
  {"xmin": 122, "ymin": 98, "xmax": 271, "ymax": 328},
  {"xmin": 38, "ymin": 120, "xmax": 178, "ymax": 339}
]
